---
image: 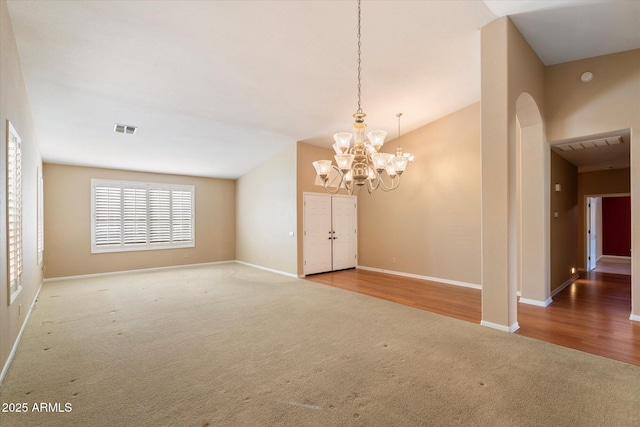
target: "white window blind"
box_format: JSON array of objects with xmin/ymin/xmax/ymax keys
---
[
  {"xmin": 91, "ymin": 180, "xmax": 194, "ymax": 253},
  {"xmin": 7, "ymin": 121, "xmax": 23, "ymax": 301},
  {"xmin": 149, "ymin": 189, "xmax": 170, "ymax": 244},
  {"xmin": 37, "ymin": 167, "xmax": 44, "ymax": 265},
  {"xmin": 172, "ymin": 190, "xmax": 193, "ymax": 243}
]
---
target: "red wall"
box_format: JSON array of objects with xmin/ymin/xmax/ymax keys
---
[{"xmin": 602, "ymin": 196, "xmax": 631, "ymax": 257}]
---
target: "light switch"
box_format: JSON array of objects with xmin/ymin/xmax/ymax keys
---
[{"xmin": 555, "ymin": 184, "xmax": 561, "ymax": 192}]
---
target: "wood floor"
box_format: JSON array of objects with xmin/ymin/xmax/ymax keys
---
[{"xmin": 305, "ymin": 268, "xmax": 640, "ymax": 366}]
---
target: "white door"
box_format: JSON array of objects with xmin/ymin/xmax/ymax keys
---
[
  {"xmin": 587, "ymin": 197, "xmax": 597, "ymax": 271},
  {"xmin": 331, "ymin": 196, "xmax": 357, "ymax": 271},
  {"xmin": 303, "ymin": 194, "xmax": 333, "ymax": 275},
  {"xmin": 303, "ymin": 193, "xmax": 357, "ymax": 275}
]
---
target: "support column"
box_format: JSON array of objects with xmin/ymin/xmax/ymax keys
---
[{"xmin": 480, "ymin": 18, "xmax": 519, "ymax": 332}]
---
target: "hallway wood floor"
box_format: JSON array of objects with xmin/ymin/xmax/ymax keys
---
[{"xmin": 305, "ymin": 268, "xmax": 640, "ymax": 366}]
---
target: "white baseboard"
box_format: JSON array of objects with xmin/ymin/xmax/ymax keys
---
[
  {"xmin": 235, "ymin": 261, "xmax": 299, "ymax": 278},
  {"xmin": 356, "ymin": 265, "xmax": 481, "ymax": 290},
  {"xmin": 481, "ymin": 320, "xmax": 520, "ymax": 333},
  {"xmin": 43, "ymin": 260, "xmax": 235, "ymax": 283},
  {"xmin": 599, "ymin": 255, "xmax": 631, "ymax": 264},
  {"xmin": 519, "ymin": 296, "xmax": 553, "ymax": 307},
  {"xmin": 1, "ymin": 280, "xmax": 44, "ymax": 385},
  {"xmin": 551, "ymin": 274, "xmax": 579, "ymax": 297},
  {"xmin": 630, "ymin": 314, "xmax": 640, "ymax": 322}
]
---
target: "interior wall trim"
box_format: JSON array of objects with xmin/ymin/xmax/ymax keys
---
[
  {"xmin": 235, "ymin": 261, "xmax": 299, "ymax": 278},
  {"xmin": 519, "ymin": 296, "xmax": 553, "ymax": 307},
  {"xmin": 480, "ymin": 320, "xmax": 520, "ymax": 333},
  {"xmin": 356, "ymin": 265, "xmax": 481, "ymax": 290},
  {"xmin": 43, "ymin": 261, "xmax": 235, "ymax": 283},
  {"xmin": 551, "ymin": 273, "xmax": 580, "ymax": 297},
  {"xmin": 600, "ymin": 255, "xmax": 632, "ymax": 263},
  {"xmin": 1, "ymin": 280, "xmax": 44, "ymax": 385}
]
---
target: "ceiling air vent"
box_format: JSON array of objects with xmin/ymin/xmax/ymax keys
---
[
  {"xmin": 114, "ymin": 123, "xmax": 137, "ymax": 135},
  {"xmin": 554, "ymin": 136, "xmax": 622, "ymax": 151}
]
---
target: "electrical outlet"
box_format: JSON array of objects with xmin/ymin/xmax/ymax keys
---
[{"xmin": 392, "ymin": 257, "xmax": 397, "ymax": 264}]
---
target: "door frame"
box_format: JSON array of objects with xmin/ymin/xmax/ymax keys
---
[
  {"xmin": 586, "ymin": 196, "xmax": 598, "ymax": 271},
  {"xmin": 302, "ymin": 192, "xmax": 357, "ymax": 276},
  {"xmin": 585, "ymin": 192, "xmax": 630, "ymax": 271}
]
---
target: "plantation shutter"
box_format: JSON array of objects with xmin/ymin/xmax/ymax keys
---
[
  {"xmin": 94, "ymin": 185, "xmax": 123, "ymax": 247},
  {"xmin": 123, "ymin": 187, "xmax": 147, "ymax": 245},
  {"xmin": 7, "ymin": 123, "xmax": 22, "ymax": 298},
  {"xmin": 171, "ymin": 190, "xmax": 192, "ymax": 243},
  {"xmin": 37, "ymin": 168, "xmax": 44, "ymax": 265},
  {"xmin": 149, "ymin": 189, "xmax": 171, "ymax": 244},
  {"xmin": 91, "ymin": 180, "xmax": 194, "ymax": 252}
]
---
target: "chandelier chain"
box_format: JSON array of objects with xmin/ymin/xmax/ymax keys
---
[
  {"xmin": 357, "ymin": 0, "xmax": 362, "ymax": 114},
  {"xmin": 311, "ymin": 0, "xmax": 414, "ymax": 196}
]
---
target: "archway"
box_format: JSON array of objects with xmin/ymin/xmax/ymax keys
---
[{"xmin": 515, "ymin": 93, "xmax": 551, "ymax": 306}]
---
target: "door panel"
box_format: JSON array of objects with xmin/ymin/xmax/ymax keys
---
[
  {"xmin": 303, "ymin": 194, "xmax": 332, "ymax": 275},
  {"xmin": 303, "ymin": 193, "xmax": 357, "ymax": 275},
  {"xmin": 588, "ymin": 197, "xmax": 597, "ymax": 271},
  {"xmin": 332, "ymin": 196, "xmax": 357, "ymax": 270}
]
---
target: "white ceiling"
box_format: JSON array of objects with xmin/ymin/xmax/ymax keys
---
[{"xmin": 6, "ymin": 0, "xmax": 639, "ymax": 179}]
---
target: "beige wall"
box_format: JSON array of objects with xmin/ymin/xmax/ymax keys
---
[
  {"xmin": 577, "ymin": 168, "xmax": 631, "ymax": 270},
  {"xmin": 0, "ymin": 0, "xmax": 44, "ymax": 376},
  {"xmin": 545, "ymin": 49, "xmax": 639, "ymax": 142},
  {"xmin": 480, "ymin": 17, "xmax": 546, "ymax": 328},
  {"xmin": 545, "ymin": 49, "xmax": 639, "ymax": 316},
  {"xmin": 236, "ymin": 144, "xmax": 297, "ymax": 275},
  {"xmin": 356, "ymin": 103, "xmax": 481, "ymax": 285},
  {"xmin": 550, "ymin": 152, "xmax": 578, "ymax": 291},
  {"xmin": 43, "ymin": 164, "xmax": 236, "ymax": 278}
]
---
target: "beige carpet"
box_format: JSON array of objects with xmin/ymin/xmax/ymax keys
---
[{"xmin": 1, "ymin": 263, "xmax": 639, "ymax": 427}]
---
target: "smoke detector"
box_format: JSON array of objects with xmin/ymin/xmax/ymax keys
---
[
  {"xmin": 114, "ymin": 123, "xmax": 137, "ymax": 135},
  {"xmin": 580, "ymin": 71, "xmax": 593, "ymax": 83}
]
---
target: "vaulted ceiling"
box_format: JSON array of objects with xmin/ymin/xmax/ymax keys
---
[{"xmin": 6, "ymin": 0, "xmax": 639, "ymax": 178}]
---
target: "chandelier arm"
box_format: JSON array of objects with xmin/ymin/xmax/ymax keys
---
[
  {"xmin": 366, "ymin": 172, "xmax": 381, "ymax": 193},
  {"xmin": 366, "ymin": 179, "xmax": 374, "ymax": 194},
  {"xmin": 321, "ymin": 165, "xmax": 345, "ymax": 195},
  {"xmin": 322, "ymin": 180, "xmax": 343, "ymax": 194},
  {"xmin": 343, "ymin": 173, "xmax": 355, "ymax": 196},
  {"xmin": 346, "ymin": 182, "xmax": 355, "ymax": 196},
  {"xmin": 374, "ymin": 174, "xmax": 383, "ymax": 191},
  {"xmin": 377, "ymin": 174, "xmax": 401, "ymax": 192}
]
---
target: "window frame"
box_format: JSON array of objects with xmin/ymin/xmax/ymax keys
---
[
  {"xmin": 7, "ymin": 120, "xmax": 23, "ymax": 303},
  {"xmin": 37, "ymin": 166, "xmax": 44, "ymax": 265},
  {"xmin": 91, "ymin": 179, "xmax": 195, "ymax": 254}
]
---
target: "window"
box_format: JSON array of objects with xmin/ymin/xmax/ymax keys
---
[
  {"xmin": 7, "ymin": 121, "xmax": 22, "ymax": 302},
  {"xmin": 37, "ymin": 166, "xmax": 44, "ymax": 265},
  {"xmin": 91, "ymin": 179, "xmax": 194, "ymax": 253}
]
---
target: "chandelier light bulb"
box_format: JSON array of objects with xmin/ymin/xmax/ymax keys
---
[{"xmin": 334, "ymin": 132, "xmax": 353, "ymax": 149}]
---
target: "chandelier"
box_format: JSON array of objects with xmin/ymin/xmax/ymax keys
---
[{"xmin": 313, "ymin": 0, "xmax": 414, "ymax": 195}]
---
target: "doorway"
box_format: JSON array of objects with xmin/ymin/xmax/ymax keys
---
[
  {"xmin": 586, "ymin": 194, "xmax": 631, "ymax": 275},
  {"xmin": 586, "ymin": 196, "xmax": 599, "ymax": 271},
  {"xmin": 303, "ymin": 193, "xmax": 357, "ymax": 275}
]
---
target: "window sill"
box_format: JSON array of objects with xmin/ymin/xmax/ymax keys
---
[{"xmin": 91, "ymin": 242, "xmax": 195, "ymax": 254}]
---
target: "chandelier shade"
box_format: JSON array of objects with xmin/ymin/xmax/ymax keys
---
[{"xmin": 312, "ymin": 0, "xmax": 414, "ymax": 195}]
